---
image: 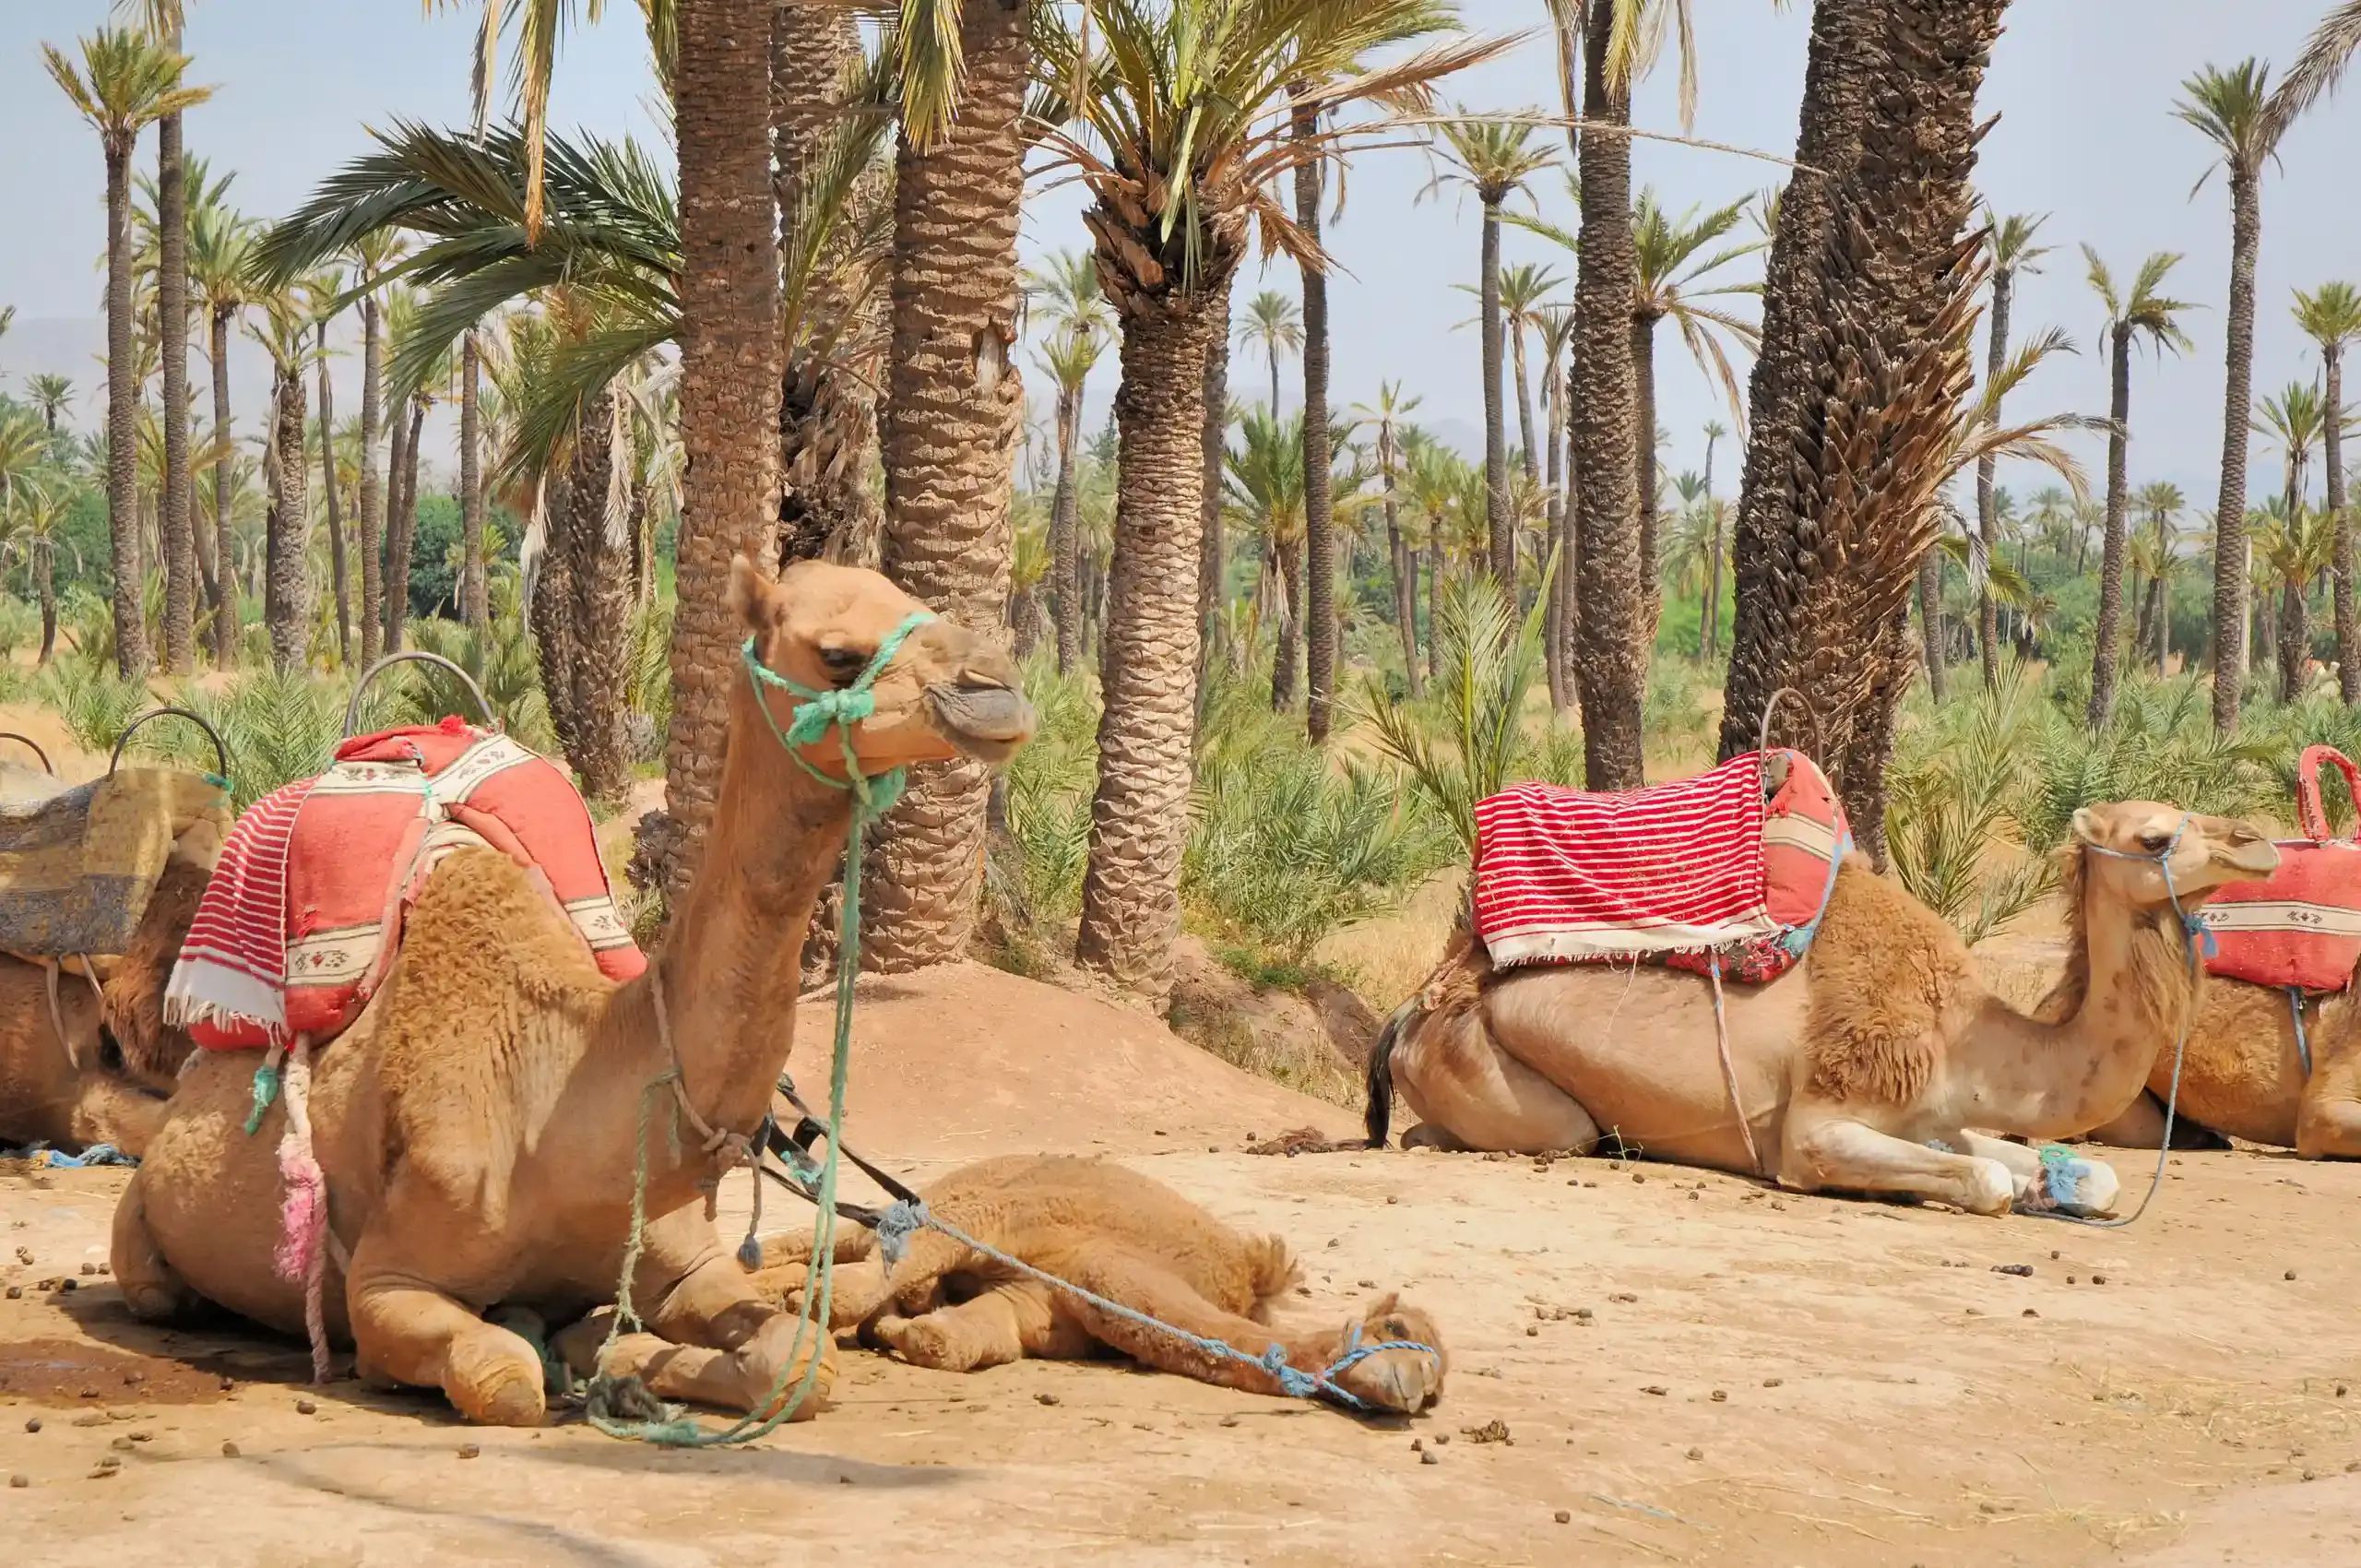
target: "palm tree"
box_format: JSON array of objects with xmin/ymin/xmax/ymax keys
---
[
  {"xmin": 1228, "ymin": 407, "xmax": 1309, "ymax": 711},
  {"xmin": 1235, "ymin": 291, "xmax": 1302, "ymax": 415},
  {"xmin": 1026, "ymin": 250, "xmax": 1111, "ymax": 674},
  {"xmin": 347, "ymin": 231, "xmax": 403, "ymax": 668},
  {"xmin": 1040, "ymin": 0, "xmax": 1500, "ymax": 997},
  {"xmin": 2256, "ymin": 498, "xmax": 2334, "ymax": 700},
  {"xmin": 1427, "ymin": 112, "xmax": 1554, "ymax": 588},
  {"xmin": 43, "ymin": 27, "xmax": 210, "ymax": 678},
  {"xmin": 2176, "ymin": 61, "xmax": 2286, "ymax": 730},
  {"xmin": 459, "ymin": 324, "xmax": 487, "ymax": 630},
  {"xmin": 2083, "ymin": 247, "xmax": 2195, "ymax": 728},
  {"xmin": 28, "ymin": 376, "xmax": 76, "ymax": 434},
  {"xmin": 1494, "ymin": 262, "xmax": 1563, "ymax": 489},
  {"xmin": 2254, "ymin": 380, "xmax": 2330, "ymax": 693},
  {"xmin": 1291, "ymin": 88, "xmax": 1341, "ymax": 745},
  {"xmin": 1970, "ymin": 211, "xmax": 2053, "ymax": 693},
  {"xmin": 308, "ymin": 271, "xmax": 351, "ymax": 666},
  {"xmin": 2, "ymin": 480, "xmax": 73, "ymax": 667},
  {"xmin": 1716, "ymin": 0, "xmax": 2011, "ymax": 852},
  {"xmin": 1404, "ymin": 434, "xmax": 1465, "ymax": 685},
  {"xmin": 2295, "ymin": 280, "xmax": 2361, "ymax": 699},
  {"xmin": 246, "ymin": 288, "xmax": 311, "ymax": 671},
  {"xmin": 2130, "ymin": 481, "xmax": 2187, "ymax": 674},
  {"xmin": 1535, "ymin": 303, "xmax": 1578, "ymax": 707},
  {"xmin": 1354, "ymin": 382, "xmax": 1424, "ymax": 695}
]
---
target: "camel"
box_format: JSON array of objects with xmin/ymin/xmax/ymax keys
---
[
  {"xmin": 743, "ymin": 1154, "xmax": 1446, "ymax": 1414},
  {"xmin": 110, "ymin": 558, "xmax": 1038, "ymax": 1427},
  {"xmin": 1367, "ymin": 803, "xmax": 2279, "ymax": 1215},
  {"xmin": 0, "ymin": 802, "xmax": 221, "ymax": 1158}
]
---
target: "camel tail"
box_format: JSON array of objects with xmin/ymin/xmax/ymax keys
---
[
  {"xmin": 1246, "ymin": 1234, "xmax": 1301, "ymax": 1318},
  {"xmin": 1365, "ymin": 996, "xmax": 1418, "ymax": 1148}
]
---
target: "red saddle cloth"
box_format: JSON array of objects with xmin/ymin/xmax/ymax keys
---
[
  {"xmin": 166, "ymin": 719, "xmax": 646, "ymax": 1049},
  {"xmin": 2200, "ymin": 744, "xmax": 2361, "ymax": 994},
  {"xmin": 1470, "ymin": 749, "xmax": 1849, "ymax": 983}
]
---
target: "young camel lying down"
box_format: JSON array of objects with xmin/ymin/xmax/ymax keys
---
[{"xmin": 750, "ymin": 1154, "xmax": 1447, "ymax": 1415}]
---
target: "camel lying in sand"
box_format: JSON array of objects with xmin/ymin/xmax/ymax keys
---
[
  {"xmin": 112, "ymin": 559, "xmax": 1037, "ymax": 1426},
  {"xmin": 0, "ymin": 818, "xmax": 219, "ymax": 1158},
  {"xmin": 1369, "ymin": 804, "xmax": 2277, "ymax": 1215},
  {"xmin": 746, "ymin": 1154, "xmax": 1446, "ymax": 1414}
]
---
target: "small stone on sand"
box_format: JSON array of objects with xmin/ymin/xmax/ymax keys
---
[
  {"xmin": 221, "ymin": 1442, "xmax": 239, "ymax": 1457},
  {"xmin": 458, "ymin": 1443, "xmax": 481, "ymax": 1459},
  {"xmin": 295, "ymin": 1399, "xmax": 316, "ymax": 1416}
]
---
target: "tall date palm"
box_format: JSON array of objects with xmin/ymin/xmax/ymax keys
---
[{"xmin": 2295, "ymin": 280, "xmax": 2361, "ymax": 699}]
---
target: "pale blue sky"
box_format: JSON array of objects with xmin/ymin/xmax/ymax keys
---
[{"xmin": 3, "ymin": 2, "xmax": 2358, "ymax": 512}]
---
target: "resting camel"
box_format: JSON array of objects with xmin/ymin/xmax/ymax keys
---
[
  {"xmin": 1367, "ymin": 803, "xmax": 2278, "ymax": 1215},
  {"xmin": 746, "ymin": 1154, "xmax": 1446, "ymax": 1414},
  {"xmin": 0, "ymin": 810, "xmax": 220, "ymax": 1158},
  {"xmin": 111, "ymin": 559, "xmax": 1037, "ymax": 1426}
]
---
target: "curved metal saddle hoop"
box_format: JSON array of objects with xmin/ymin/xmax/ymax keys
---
[
  {"xmin": 0, "ymin": 731, "xmax": 53, "ymax": 775},
  {"xmin": 1756, "ymin": 685, "xmax": 1827, "ymax": 766},
  {"xmin": 344, "ymin": 650, "xmax": 499, "ymax": 740},
  {"xmin": 110, "ymin": 706, "xmax": 230, "ymax": 781}
]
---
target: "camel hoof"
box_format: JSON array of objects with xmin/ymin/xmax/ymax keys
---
[
  {"xmin": 2032, "ymin": 1151, "xmax": 2119, "ymax": 1218},
  {"xmin": 1964, "ymin": 1158, "xmax": 2015, "ymax": 1217},
  {"xmin": 875, "ymin": 1313, "xmax": 961, "ymax": 1372},
  {"xmin": 445, "ymin": 1330, "xmax": 550, "ymax": 1427},
  {"xmin": 120, "ymin": 1284, "xmax": 183, "ymax": 1322}
]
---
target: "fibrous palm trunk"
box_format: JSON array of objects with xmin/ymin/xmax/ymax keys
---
[
  {"xmin": 318, "ymin": 324, "xmax": 350, "ymax": 666},
  {"xmin": 357, "ymin": 296, "xmax": 386, "ymax": 668},
  {"xmin": 562, "ymin": 391, "xmax": 635, "ymax": 804},
  {"xmin": 2331, "ymin": 339, "xmax": 2357, "ymax": 703},
  {"xmin": 1426, "ymin": 540, "xmax": 1442, "ymax": 684},
  {"xmin": 1556, "ymin": 352, "xmax": 1580, "ymax": 718},
  {"xmin": 534, "ymin": 459, "xmax": 583, "ymax": 758},
  {"xmin": 1196, "ymin": 272, "xmax": 1234, "ymax": 683},
  {"xmin": 1571, "ymin": 0, "xmax": 1643, "ymax": 788},
  {"xmin": 2211, "ymin": 160, "xmax": 2260, "ymax": 729},
  {"xmin": 1480, "ymin": 194, "xmax": 1513, "ymax": 588},
  {"xmin": 868, "ymin": 0, "xmax": 1029, "ymax": 972},
  {"xmin": 1631, "ymin": 309, "xmax": 1661, "ymax": 634},
  {"xmin": 1542, "ymin": 367, "xmax": 1566, "ymax": 707},
  {"xmin": 384, "ymin": 398, "xmax": 424, "ymax": 652},
  {"xmin": 208, "ymin": 306, "xmax": 237, "ymax": 665},
  {"xmin": 35, "ymin": 544, "xmax": 56, "ymax": 668},
  {"xmin": 461, "ymin": 328, "xmax": 487, "ymax": 630},
  {"xmin": 265, "ymin": 367, "xmax": 310, "ymax": 672},
  {"xmin": 2281, "ymin": 578, "xmax": 2308, "ymax": 701},
  {"xmin": 1294, "ymin": 95, "xmax": 1336, "ymax": 744},
  {"xmin": 1975, "ymin": 261, "xmax": 2014, "ymax": 694},
  {"xmin": 159, "ymin": 101, "xmax": 196, "ymax": 675},
  {"xmin": 1074, "ymin": 303, "xmax": 1218, "ymax": 1001},
  {"xmin": 2086, "ymin": 326, "xmax": 2133, "ymax": 728},
  {"xmin": 103, "ymin": 139, "xmax": 149, "ymax": 678},
  {"xmin": 1385, "ymin": 428, "xmax": 1420, "ymax": 696},
  {"xmin": 1050, "ymin": 381, "xmax": 1083, "ymax": 672},
  {"xmin": 1271, "ymin": 533, "xmax": 1302, "ymax": 710},
  {"xmin": 1717, "ymin": 0, "xmax": 2010, "ymax": 861},
  {"xmin": 1916, "ymin": 554, "xmax": 1945, "ymax": 695}
]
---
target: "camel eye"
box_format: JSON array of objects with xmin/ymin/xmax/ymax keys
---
[
  {"xmin": 818, "ymin": 646, "xmax": 868, "ymax": 685},
  {"xmin": 2138, "ymin": 831, "xmax": 2172, "ymax": 854}
]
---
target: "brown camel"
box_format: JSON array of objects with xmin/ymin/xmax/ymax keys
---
[
  {"xmin": 110, "ymin": 559, "xmax": 1037, "ymax": 1426},
  {"xmin": 1367, "ymin": 804, "xmax": 2278, "ymax": 1215},
  {"xmin": 0, "ymin": 815, "xmax": 220, "ymax": 1158},
  {"xmin": 744, "ymin": 1154, "xmax": 1446, "ymax": 1414}
]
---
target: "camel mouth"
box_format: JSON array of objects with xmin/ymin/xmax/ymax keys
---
[
  {"xmin": 927, "ymin": 683, "xmax": 1037, "ymax": 764},
  {"xmin": 2214, "ymin": 836, "xmax": 2282, "ymax": 877}
]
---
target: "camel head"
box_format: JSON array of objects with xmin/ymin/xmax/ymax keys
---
[
  {"xmin": 730, "ymin": 556, "xmax": 1037, "ymax": 779},
  {"xmin": 100, "ymin": 812, "xmax": 225, "ymax": 1099},
  {"xmin": 2068, "ymin": 802, "xmax": 2280, "ymax": 915},
  {"xmin": 1330, "ymin": 1292, "xmax": 1450, "ymax": 1415}
]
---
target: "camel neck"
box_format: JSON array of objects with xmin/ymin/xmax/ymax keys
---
[
  {"xmin": 1957, "ymin": 861, "xmax": 2197, "ymax": 1138},
  {"xmin": 638, "ymin": 677, "xmax": 856, "ymax": 1142}
]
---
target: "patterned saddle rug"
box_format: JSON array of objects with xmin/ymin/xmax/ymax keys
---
[
  {"xmin": 1470, "ymin": 749, "xmax": 1850, "ymax": 984},
  {"xmin": 168, "ymin": 719, "xmax": 645, "ymax": 1050},
  {"xmin": 2200, "ymin": 744, "xmax": 2361, "ymax": 994},
  {"xmin": 0, "ymin": 766, "xmax": 231, "ymax": 960}
]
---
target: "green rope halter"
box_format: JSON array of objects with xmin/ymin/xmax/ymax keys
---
[{"xmin": 740, "ymin": 610, "xmax": 935, "ymax": 818}]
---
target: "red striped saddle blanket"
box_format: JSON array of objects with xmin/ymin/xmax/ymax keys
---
[
  {"xmin": 167, "ymin": 719, "xmax": 646, "ymax": 1050},
  {"xmin": 2200, "ymin": 744, "xmax": 2361, "ymax": 993},
  {"xmin": 1470, "ymin": 750, "xmax": 1850, "ymax": 984}
]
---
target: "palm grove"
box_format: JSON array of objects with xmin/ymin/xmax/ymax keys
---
[{"xmin": 10, "ymin": 0, "xmax": 2361, "ymax": 1014}]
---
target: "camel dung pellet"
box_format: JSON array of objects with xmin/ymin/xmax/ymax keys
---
[
  {"xmin": 2067, "ymin": 1275, "xmax": 2077, "ymax": 1284},
  {"xmin": 4, "ymin": 1286, "xmax": 19, "ymax": 1300},
  {"xmin": 1711, "ymin": 1389, "xmax": 1728, "ymax": 1402},
  {"xmin": 1762, "ymin": 1377, "xmax": 1783, "ymax": 1388},
  {"xmin": 1358, "ymin": 1278, "xmax": 1376, "ymax": 1289},
  {"xmin": 1035, "ymin": 1393, "xmax": 1060, "ymax": 1407},
  {"xmin": 1525, "ymin": 1326, "xmax": 1538, "ymax": 1336},
  {"xmin": 1432, "ymin": 1432, "xmax": 1449, "ymax": 1444},
  {"xmin": 457, "ymin": 1443, "xmax": 481, "ymax": 1460},
  {"xmin": 1686, "ymin": 1447, "xmax": 1703, "ymax": 1461},
  {"xmin": 220, "ymin": 1442, "xmax": 239, "ymax": 1457},
  {"xmin": 1207, "ymin": 1146, "xmax": 1219, "ymax": 1153},
  {"xmin": 2022, "ymin": 1309, "xmax": 2039, "ymax": 1318},
  {"xmin": 1219, "ymin": 1416, "xmax": 1239, "ymax": 1428},
  {"xmin": 110, "ymin": 1436, "xmax": 134, "ymax": 1452},
  {"xmin": 1631, "ymin": 1173, "xmax": 1645, "ymax": 1183},
  {"xmin": 1991, "ymin": 1263, "xmax": 2033, "ymax": 1277},
  {"xmin": 22, "ymin": 1418, "xmax": 39, "ymax": 1433},
  {"xmin": 1584, "ymin": 1180, "xmax": 1598, "ymax": 1188},
  {"xmin": 1689, "ymin": 1192, "xmax": 1700, "ymax": 1202},
  {"xmin": 295, "ymin": 1399, "xmax": 317, "ymax": 1416},
  {"xmin": 2092, "ymin": 1274, "xmax": 2107, "ymax": 1285},
  {"xmin": 1385, "ymin": 1195, "xmax": 1399, "ymax": 1206},
  {"xmin": 1573, "ymin": 1308, "xmax": 1593, "ymax": 1321},
  {"xmin": 1420, "ymin": 1449, "xmax": 1440, "ymax": 1465},
  {"xmin": 1410, "ymin": 1437, "xmax": 1422, "ymax": 1451},
  {"xmin": 2286, "ymin": 1269, "xmax": 2298, "ymax": 1280},
  {"xmin": 80, "ymin": 1263, "xmax": 97, "ymax": 1277},
  {"xmin": 58, "ymin": 1278, "xmax": 76, "ymax": 1293},
  {"xmin": 2338, "ymin": 1384, "xmax": 2350, "ymax": 1397},
  {"xmin": 1641, "ymin": 1385, "xmax": 1667, "ymax": 1397},
  {"xmin": 6, "ymin": 1475, "xmax": 25, "ymax": 1489}
]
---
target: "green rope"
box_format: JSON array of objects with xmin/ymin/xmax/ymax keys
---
[{"xmin": 583, "ymin": 611, "xmax": 930, "ymax": 1447}]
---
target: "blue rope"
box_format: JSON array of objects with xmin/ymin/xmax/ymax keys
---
[
  {"xmin": 2289, "ymin": 986, "xmax": 2314, "ymax": 1078},
  {"xmin": 865, "ymin": 1197, "xmax": 1440, "ymax": 1413}
]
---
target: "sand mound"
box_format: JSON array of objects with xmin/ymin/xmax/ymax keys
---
[{"xmin": 791, "ymin": 960, "xmax": 1358, "ymax": 1161}]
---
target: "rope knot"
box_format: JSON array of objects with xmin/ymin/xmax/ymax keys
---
[{"xmin": 875, "ymin": 1198, "xmax": 931, "ymax": 1268}]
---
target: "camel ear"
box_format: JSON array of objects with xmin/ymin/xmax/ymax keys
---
[
  {"xmin": 727, "ymin": 555, "xmax": 780, "ymax": 635},
  {"xmin": 2070, "ymin": 807, "xmax": 2102, "ymax": 846}
]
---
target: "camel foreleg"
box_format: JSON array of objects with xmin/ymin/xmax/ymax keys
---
[
  {"xmin": 1780, "ymin": 1111, "xmax": 2014, "ymax": 1215},
  {"xmin": 109, "ymin": 1170, "xmax": 194, "ymax": 1323},
  {"xmin": 872, "ymin": 1279, "xmax": 1090, "ymax": 1372},
  {"xmin": 1953, "ymin": 1130, "xmax": 2120, "ymax": 1218},
  {"xmin": 346, "ymin": 1249, "xmax": 549, "ymax": 1426}
]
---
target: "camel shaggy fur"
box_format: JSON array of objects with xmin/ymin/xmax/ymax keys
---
[
  {"xmin": 1369, "ymin": 804, "xmax": 2278, "ymax": 1214},
  {"xmin": 0, "ymin": 818, "xmax": 219, "ymax": 1157},
  {"xmin": 746, "ymin": 1155, "xmax": 1446, "ymax": 1414},
  {"xmin": 110, "ymin": 559, "xmax": 1037, "ymax": 1426}
]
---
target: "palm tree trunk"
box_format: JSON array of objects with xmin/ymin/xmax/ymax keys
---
[
  {"xmin": 159, "ymin": 101, "xmax": 195, "ymax": 675},
  {"xmin": 2133, "ymin": 571, "xmax": 2156, "ymax": 667},
  {"xmin": 1386, "ymin": 431, "xmax": 1421, "ymax": 697},
  {"xmin": 2212, "ymin": 160, "xmax": 2261, "ymax": 729},
  {"xmin": 564, "ymin": 388, "xmax": 635, "ymax": 804},
  {"xmin": 1557, "ymin": 353, "xmax": 1581, "ymax": 718},
  {"xmin": 35, "ymin": 544, "xmax": 56, "ymax": 668},
  {"xmin": 1271, "ymin": 534, "xmax": 1302, "ymax": 710},
  {"xmin": 1571, "ymin": 0, "xmax": 1643, "ymax": 788},
  {"xmin": 2281, "ymin": 578, "xmax": 2308, "ymax": 701},
  {"xmin": 868, "ymin": 0, "xmax": 1029, "ymax": 974},
  {"xmin": 384, "ymin": 398, "xmax": 421, "ymax": 652},
  {"xmin": 1705, "ymin": 507, "xmax": 1726, "ymax": 660},
  {"xmin": 265, "ymin": 366, "xmax": 310, "ymax": 672},
  {"xmin": 317, "ymin": 324, "xmax": 350, "ymax": 667},
  {"xmin": 1425, "ymin": 540, "xmax": 1442, "ymax": 683},
  {"xmin": 208, "ymin": 305, "xmax": 236, "ymax": 665},
  {"xmin": 534, "ymin": 460, "xmax": 582, "ymax": 762},
  {"xmin": 1916, "ymin": 555, "xmax": 1945, "ymax": 695},
  {"xmin": 1512, "ymin": 322, "xmax": 1540, "ymax": 487},
  {"xmin": 1717, "ymin": 0, "xmax": 2009, "ymax": 861},
  {"xmin": 2331, "ymin": 340, "xmax": 2357, "ymax": 703},
  {"xmin": 1197, "ymin": 272, "xmax": 1234, "ymax": 685},
  {"xmin": 357, "ymin": 295, "xmax": 386, "ymax": 668},
  {"xmin": 1542, "ymin": 370, "xmax": 1567, "ymax": 707},
  {"xmin": 1050, "ymin": 382, "xmax": 1083, "ymax": 673},
  {"xmin": 1293, "ymin": 96, "xmax": 1337, "ymax": 745},
  {"xmin": 103, "ymin": 140, "xmax": 149, "ymax": 679},
  {"xmin": 1975, "ymin": 262, "xmax": 2014, "ymax": 694},
  {"xmin": 2087, "ymin": 328, "xmax": 2134, "ymax": 728},
  {"xmin": 1631, "ymin": 310, "xmax": 1661, "ymax": 635},
  {"xmin": 1480, "ymin": 195, "xmax": 1513, "ymax": 588},
  {"xmin": 461, "ymin": 328, "xmax": 487, "ymax": 631},
  {"xmin": 1074, "ymin": 301, "xmax": 1217, "ymax": 1000}
]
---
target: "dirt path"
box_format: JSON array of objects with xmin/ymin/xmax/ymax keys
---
[{"xmin": 6, "ymin": 1140, "xmax": 2360, "ymax": 1566}]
